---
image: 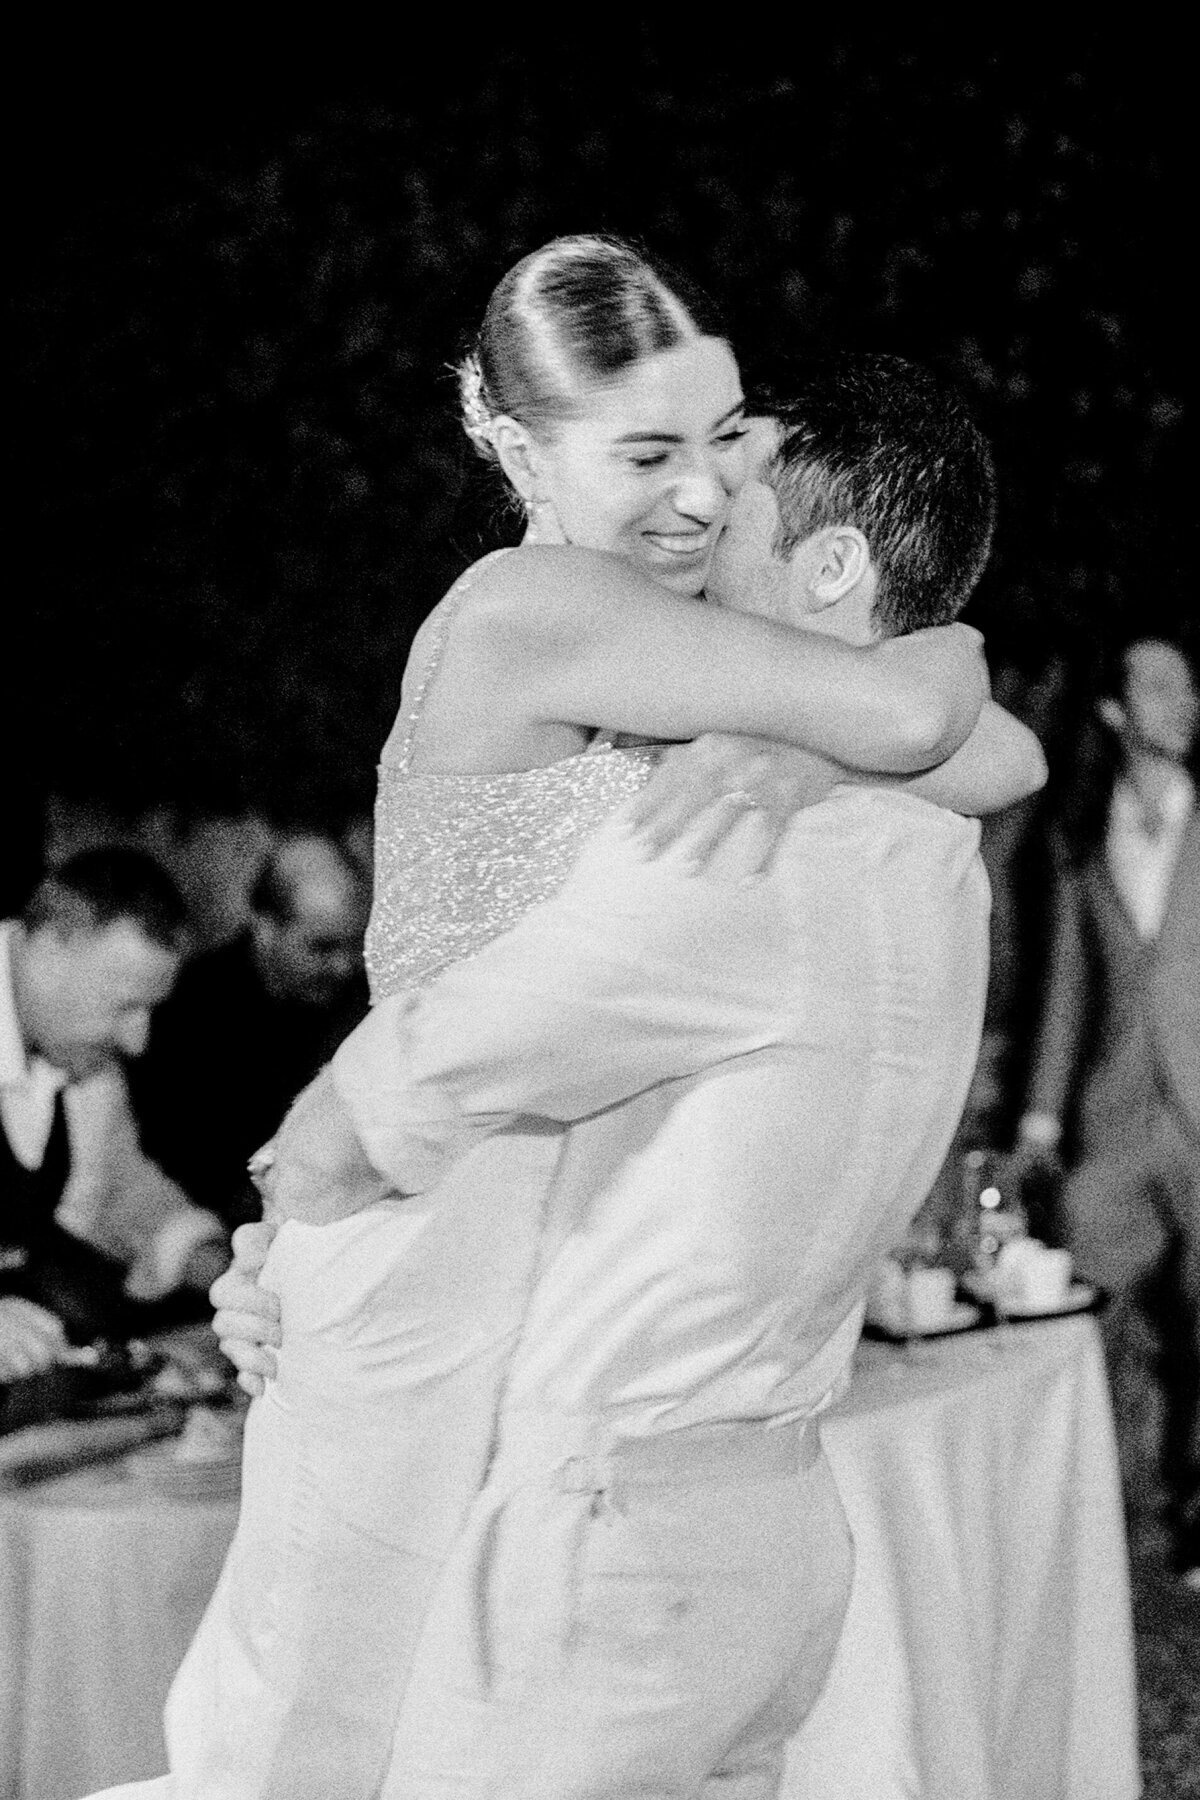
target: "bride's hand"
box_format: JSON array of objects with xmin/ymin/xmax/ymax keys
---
[
  {"xmin": 628, "ymin": 734, "xmax": 844, "ymax": 875},
  {"xmin": 210, "ymin": 1222, "xmax": 281, "ymax": 1397}
]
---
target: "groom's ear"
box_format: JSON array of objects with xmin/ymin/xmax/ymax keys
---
[{"xmin": 808, "ymin": 526, "xmax": 872, "ymax": 609}]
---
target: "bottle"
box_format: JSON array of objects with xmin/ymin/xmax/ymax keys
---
[{"xmin": 959, "ymin": 1148, "xmax": 1027, "ymax": 1283}]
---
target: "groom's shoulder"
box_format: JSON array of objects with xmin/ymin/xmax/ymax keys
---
[
  {"xmin": 771, "ymin": 786, "xmax": 985, "ymax": 908},
  {"xmin": 776, "ymin": 784, "xmax": 981, "ymax": 854}
]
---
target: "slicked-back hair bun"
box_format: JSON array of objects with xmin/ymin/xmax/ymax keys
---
[
  {"xmin": 455, "ymin": 234, "xmax": 728, "ymax": 470},
  {"xmin": 457, "ymin": 349, "xmax": 500, "ymax": 463}
]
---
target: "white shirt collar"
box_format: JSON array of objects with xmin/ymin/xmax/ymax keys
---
[
  {"xmin": 1, "ymin": 920, "xmax": 69, "ymax": 1170},
  {"xmin": 1106, "ymin": 767, "xmax": 1194, "ymax": 939},
  {"xmin": 0, "ymin": 920, "xmax": 36, "ymax": 1089},
  {"xmin": 0, "ymin": 920, "xmax": 68, "ymax": 1099},
  {"xmin": 1109, "ymin": 764, "xmax": 1194, "ymax": 832}
]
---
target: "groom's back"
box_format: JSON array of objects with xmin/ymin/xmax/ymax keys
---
[{"xmin": 501, "ymin": 788, "xmax": 989, "ymax": 1431}]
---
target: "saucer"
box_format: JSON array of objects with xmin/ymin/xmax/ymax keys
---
[
  {"xmin": 866, "ymin": 1299, "xmax": 983, "ymax": 1342},
  {"xmin": 996, "ymin": 1281, "xmax": 1099, "ymax": 1321}
]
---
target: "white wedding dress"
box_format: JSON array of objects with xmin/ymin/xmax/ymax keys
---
[{"xmin": 85, "ymin": 561, "xmax": 656, "ymax": 1798}]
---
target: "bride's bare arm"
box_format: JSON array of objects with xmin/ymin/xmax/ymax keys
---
[
  {"xmin": 897, "ymin": 700, "xmax": 1046, "ymax": 813},
  {"xmin": 628, "ymin": 700, "xmax": 1045, "ymax": 872},
  {"xmin": 470, "ymin": 546, "xmax": 985, "ymax": 774}
]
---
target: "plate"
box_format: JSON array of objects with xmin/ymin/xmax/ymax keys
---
[
  {"xmin": 865, "ymin": 1299, "xmax": 983, "ymax": 1342},
  {"xmin": 124, "ymin": 1439, "xmax": 241, "ymax": 1499},
  {"xmin": 995, "ymin": 1281, "xmax": 1100, "ymax": 1321}
]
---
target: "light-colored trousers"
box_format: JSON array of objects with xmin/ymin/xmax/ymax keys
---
[
  {"xmin": 376, "ymin": 1412, "xmax": 854, "ymax": 1800},
  {"xmin": 82, "ymin": 1416, "xmax": 851, "ymax": 1800}
]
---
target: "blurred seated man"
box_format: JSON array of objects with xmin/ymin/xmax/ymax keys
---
[
  {"xmin": 131, "ymin": 833, "xmax": 369, "ymax": 1228},
  {"xmin": 1012, "ymin": 636, "xmax": 1200, "ymax": 1581},
  {"xmin": 1, "ymin": 849, "xmax": 229, "ymax": 1384}
]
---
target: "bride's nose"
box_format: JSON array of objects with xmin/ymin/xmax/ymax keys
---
[{"xmin": 669, "ymin": 452, "xmax": 730, "ymax": 525}]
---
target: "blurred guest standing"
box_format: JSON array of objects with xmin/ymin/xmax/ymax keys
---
[
  {"xmin": 0, "ymin": 850, "xmax": 228, "ymax": 1381},
  {"xmin": 1014, "ymin": 636, "xmax": 1200, "ymax": 1578},
  {"xmin": 131, "ymin": 834, "xmax": 369, "ymax": 1228}
]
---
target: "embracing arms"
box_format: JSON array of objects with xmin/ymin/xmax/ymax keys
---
[
  {"xmin": 262, "ymin": 825, "xmax": 792, "ymax": 1226},
  {"xmin": 629, "ymin": 701, "xmax": 1046, "ymax": 866},
  {"xmin": 467, "ymin": 546, "xmax": 988, "ymax": 773}
]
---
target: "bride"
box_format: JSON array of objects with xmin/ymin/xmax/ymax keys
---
[{"xmin": 88, "ymin": 234, "xmax": 1039, "ymax": 1798}]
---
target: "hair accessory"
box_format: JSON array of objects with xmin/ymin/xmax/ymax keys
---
[{"xmin": 458, "ymin": 351, "xmax": 497, "ymax": 457}]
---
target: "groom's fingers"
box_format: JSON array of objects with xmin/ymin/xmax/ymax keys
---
[
  {"xmin": 229, "ymin": 1220, "xmax": 277, "ymax": 1275},
  {"xmin": 210, "ymin": 1267, "xmax": 281, "ymax": 1327},
  {"xmin": 211, "ymin": 1298, "xmax": 281, "ymax": 1346},
  {"xmin": 214, "ymin": 1320, "xmax": 278, "ymax": 1379}
]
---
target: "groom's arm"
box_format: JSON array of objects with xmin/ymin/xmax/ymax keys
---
[{"xmin": 274, "ymin": 821, "xmax": 789, "ymax": 1222}]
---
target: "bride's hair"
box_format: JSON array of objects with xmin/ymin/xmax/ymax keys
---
[{"xmin": 456, "ymin": 234, "xmax": 728, "ymax": 464}]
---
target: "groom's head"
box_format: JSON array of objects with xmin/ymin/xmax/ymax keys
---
[{"xmin": 709, "ymin": 353, "xmax": 996, "ymax": 645}]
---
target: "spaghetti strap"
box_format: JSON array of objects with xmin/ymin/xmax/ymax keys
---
[{"xmin": 388, "ymin": 548, "xmax": 515, "ymax": 773}]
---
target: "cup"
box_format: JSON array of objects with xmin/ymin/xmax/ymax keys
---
[
  {"xmin": 1010, "ymin": 1246, "xmax": 1072, "ymax": 1311},
  {"xmin": 992, "ymin": 1239, "xmax": 1072, "ymax": 1310},
  {"xmin": 905, "ymin": 1265, "xmax": 957, "ymax": 1331}
]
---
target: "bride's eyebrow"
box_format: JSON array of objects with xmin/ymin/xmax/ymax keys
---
[{"xmin": 614, "ymin": 400, "xmax": 747, "ymax": 447}]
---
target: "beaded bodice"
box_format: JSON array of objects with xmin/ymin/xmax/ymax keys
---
[{"xmin": 365, "ymin": 554, "xmax": 659, "ymax": 1000}]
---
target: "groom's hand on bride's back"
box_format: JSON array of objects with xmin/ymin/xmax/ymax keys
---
[
  {"xmin": 210, "ymin": 1222, "xmax": 282, "ymax": 1397},
  {"xmin": 266, "ymin": 1067, "xmax": 391, "ymax": 1224}
]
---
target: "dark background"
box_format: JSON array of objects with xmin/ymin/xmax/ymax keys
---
[{"xmin": 9, "ymin": 39, "xmax": 1189, "ymax": 860}]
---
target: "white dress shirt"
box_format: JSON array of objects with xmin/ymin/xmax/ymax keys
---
[
  {"xmin": 331, "ymin": 788, "xmax": 991, "ymax": 1437},
  {"xmin": 1106, "ymin": 767, "xmax": 1194, "ymax": 940},
  {"xmin": 0, "ymin": 920, "xmax": 225, "ymax": 1298}
]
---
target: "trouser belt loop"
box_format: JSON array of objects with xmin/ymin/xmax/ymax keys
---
[
  {"xmin": 484, "ymin": 1410, "xmax": 823, "ymax": 1504},
  {"xmin": 559, "ymin": 1454, "xmax": 617, "ymax": 1500},
  {"xmin": 553, "ymin": 1416, "xmax": 820, "ymax": 1494}
]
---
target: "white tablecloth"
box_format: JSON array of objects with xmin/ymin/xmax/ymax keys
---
[
  {"xmin": 782, "ymin": 1314, "xmax": 1140, "ymax": 1799},
  {"xmin": 0, "ymin": 1315, "xmax": 1138, "ymax": 1799},
  {"xmin": 0, "ymin": 1458, "xmax": 237, "ymax": 1800}
]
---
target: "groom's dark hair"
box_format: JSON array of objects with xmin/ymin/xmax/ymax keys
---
[{"xmin": 757, "ymin": 353, "xmax": 996, "ymax": 637}]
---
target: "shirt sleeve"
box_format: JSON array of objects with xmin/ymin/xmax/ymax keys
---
[
  {"xmin": 1150, "ymin": 820, "xmax": 1200, "ymax": 1143},
  {"xmin": 332, "ymin": 820, "xmax": 790, "ymax": 1193},
  {"xmin": 60, "ymin": 1067, "xmax": 226, "ymax": 1297}
]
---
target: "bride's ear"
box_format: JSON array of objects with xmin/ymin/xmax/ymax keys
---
[
  {"xmin": 492, "ymin": 417, "xmax": 568, "ymax": 543},
  {"xmin": 491, "ymin": 417, "xmax": 545, "ymax": 507}
]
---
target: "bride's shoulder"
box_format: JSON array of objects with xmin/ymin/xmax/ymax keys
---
[
  {"xmin": 456, "ymin": 545, "xmax": 636, "ymax": 656},
  {"xmin": 433, "ymin": 546, "xmax": 585, "ymax": 657}
]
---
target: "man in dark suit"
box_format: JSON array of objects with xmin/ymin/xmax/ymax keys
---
[
  {"xmin": 1015, "ymin": 636, "xmax": 1200, "ymax": 1580},
  {"xmin": 131, "ymin": 833, "xmax": 369, "ymax": 1228}
]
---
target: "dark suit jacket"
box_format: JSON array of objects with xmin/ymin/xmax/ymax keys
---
[
  {"xmin": 129, "ymin": 931, "xmax": 369, "ymax": 1227},
  {"xmin": 1027, "ymin": 808, "xmax": 1199, "ymax": 1168}
]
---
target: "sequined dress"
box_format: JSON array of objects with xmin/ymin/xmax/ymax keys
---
[
  {"xmin": 366, "ymin": 556, "xmax": 660, "ymax": 999},
  {"xmin": 156, "ymin": 553, "xmax": 659, "ymax": 1799}
]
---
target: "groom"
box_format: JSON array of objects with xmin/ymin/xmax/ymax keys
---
[{"xmin": 215, "ymin": 354, "xmax": 1003, "ymax": 1796}]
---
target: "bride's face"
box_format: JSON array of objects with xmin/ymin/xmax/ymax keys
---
[{"xmin": 531, "ymin": 337, "xmax": 748, "ymax": 597}]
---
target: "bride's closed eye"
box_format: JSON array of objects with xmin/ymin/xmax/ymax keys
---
[{"xmin": 629, "ymin": 429, "xmax": 748, "ymax": 471}]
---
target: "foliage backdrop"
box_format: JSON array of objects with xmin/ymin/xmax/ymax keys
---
[{"xmin": 12, "ymin": 41, "xmax": 1187, "ymax": 832}]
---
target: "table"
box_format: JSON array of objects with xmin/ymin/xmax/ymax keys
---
[
  {"xmin": 0, "ymin": 1316, "xmax": 1138, "ymax": 1800},
  {"xmin": 781, "ymin": 1314, "xmax": 1140, "ymax": 1800},
  {"xmin": 0, "ymin": 1448, "xmax": 237, "ymax": 1800}
]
